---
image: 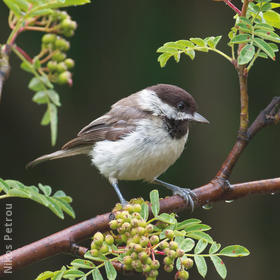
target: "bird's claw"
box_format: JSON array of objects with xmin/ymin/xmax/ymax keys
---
[{"xmin": 173, "ymin": 187, "xmax": 197, "ymax": 211}]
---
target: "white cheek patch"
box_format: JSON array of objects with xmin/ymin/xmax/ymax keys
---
[{"xmin": 138, "ymin": 89, "xmax": 191, "ymax": 120}]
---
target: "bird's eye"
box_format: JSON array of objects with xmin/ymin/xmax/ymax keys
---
[{"xmin": 177, "ymin": 101, "xmax": 185, "ymax": 111}]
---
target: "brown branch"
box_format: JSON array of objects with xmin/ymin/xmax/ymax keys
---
[{"xmin": 1, "ymin": 177, "xmax": 280, "ymax": 276}]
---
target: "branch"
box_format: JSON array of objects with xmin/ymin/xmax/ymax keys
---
[{"xmin": 0, "ymin": 177, "xmax": 279, "ymax": 275}]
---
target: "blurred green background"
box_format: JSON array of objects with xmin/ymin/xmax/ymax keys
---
[{"xmin": 0, "ymin": 0, "xmax": 280, "ymax": 279}]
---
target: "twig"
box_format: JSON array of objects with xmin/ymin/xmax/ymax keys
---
[{"xmin": 223, "ymin": 0, "xmax": 241, "ymax": 15}]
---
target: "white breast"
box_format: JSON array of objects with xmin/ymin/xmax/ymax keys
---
[{"xmin": 90, "ymin": 118, "xmax": 189, "ymax": 182}]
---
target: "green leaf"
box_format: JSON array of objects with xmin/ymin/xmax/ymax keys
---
[
  {"xmin": 213, "ymin": 35, "xmax": 222, "ymax": 48},
  {"xmin": 140, "ymin": 203, "xmax": 149, "ymax": 221},
  {"xmin": 62, "ymin": 269, "xmax": 85, "ymax": 279},
  {"xmin": 230, "ymin": 34, "xmax": 252, "ymax": 44},
  {"xmin": 238, "ymin": 44, "xmax": 255, "ymax": 65},
  {"xmin": 70, "ymin": 259, "xmax": 95, "ymax": 269},
  {"xmin": 156, "ymin": 213, "xmax": 177, "ymax": 224},
  {"xmin": 177, "ymin": 219, "xmax": 201, "ymax": 230},
  {"xmin": 175, "ymin": 40, "xmax": 194, "ymax": 48},
  {"xmin": 28, "ymin": 77, "xmax": 46, "ymax": 92},
  {"xmin": 35, "ymin": 271, "xmax": 54, "ymax": 280},
  {"xmin": 150, "ymin": 190, "xmax": 160, "ymax": 217},
  {"xmin": 269, "ymin": 42, "xmax": 279, "ymax": 52},
  {"xmin": 210, "ymin": 255, "xmax": 227, "ymax": 279},
  {"xmin": 209, "ymin": 242, "xmax": 221, "ymax": 254},
  {"xmin": 3, "ymin": 0, "xmax": 22, "ymax": 17},
  {"xmin": 271, "ymin": 3, "xmax": 280, "ymax": 9},
  {"xmin": 52, "ymin": 269, "xmax": 64, "ymax": 280},
  {"xmin": 194, "ymin": 255, "xmax": 207, "ymax": 278},
  {"xmin": 157, "ymin": 53, "xmax": 173, "ymax": 67},
  {"xmin": 239, "ymin": 16, "xmax": 252, "ymax": 25},
  {"xmin": 236, "ymin": 23, "xmax": 252, "ymax": 33},
  {"xmin": 187, "ymin": 231, "xmax": 214, "ymax": 243},
  {"xmin": 179, "ymin": 238, "xmax": 195, "ymax": 252},
  {"xmin": 185, "ymin": 223, "xmax": 211, "ymax": 232},
  {"xmin": 13, "ymin": 0, "xmax": 30, "ymax": 11},
  {"xmin": 254, "ymin": 29, "xmax": 280, "ymax": 43},
  {"xmin": 92, "ymin": 268, "xmax": 103, "ymax": 280},
  {"xmin": 254, "ymin": 23, "xmax": 275, "ymax": 31},
  {"xmin": 219, "ymin": 245, "xmax": 250, "ymax": 257},
  {"xmin": 46, "ymin": 90, "xmax": 61, "ymax": 106},
  {"xmin": 0, "ymin": 178, "xmax": 11, "ymax": 192},
  {"xmin": 194, "ymin": 239, "xmax": 208, "ymax": 254},
  {"xmin": 45, "ymin": 197, "xmax": 64, "ymax": 219},
  {"xmin": 38, "ymin": 183, "xmax": 52, "ymax": 196},
  {"xmin": 258, "ymin": 52, "xmax": 269, "ymax": 58},
  {"xmin": 190, "ymin": 37, "xmax": 206, "ymax": 47},
  {"xmin": 253, "ymin": 37, "xmax": 276, "ymax": 60},
  {"xmin": 185, "ymin": 49, "xmax": 195, "ymax": 60},
  {"xmin": 53, "ymin": 197, "xmax": 76, "ymax": 218},
  {"xmin": 104, "ymin": 261, "xmax": 117, "ymax": 280},
  {"xmin": 21, "ymin": 61, "xmax": 34, "ymax": 73},
  {"xmin": 49, "ymin": 103, "xmax": 58, "ymax": 146},
  {"xmin": 264, "ymin": 10, "xmax": 280, "ymax": 29},
  {"xmin": 29, "ymin": 9, "xmax": 53, "ymax": 17},
  {"xmin": 41, "ymin": 109, "xmax": 50, "ymax": 125},
  {"xmin": 84, "ymin": 251, "xmax": 107, "ymax": 262},
  {"xmin": 7, "ymin": 188, "xmax": 29, "ymax": 198},
  {"xmin": 32, "ymin": 91, "xmax": 48, "ymax": 104},
  {"xmin": 157, "ymin": 46, "xmax": 178, "ymax": 54}
]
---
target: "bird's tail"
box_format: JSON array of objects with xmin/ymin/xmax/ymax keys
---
[{"xmin": 26, "ymin": 147, "xmax": 90, "ymax": 169}]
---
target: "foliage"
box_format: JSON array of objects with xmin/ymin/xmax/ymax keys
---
[
  {"xmin": 157, "ymin": 0, "xmax": 280, "ymax": 71},
  {"xmin": 0, "ymin": 178, "xmax": 75, "ymax": 219},
  {"xmin": 2, "ymin": 0, "xmax": 90, "ymax": 145},
  {"xmin": 35, "ymin": 190, "xmax": 249, "ymax": 280}
]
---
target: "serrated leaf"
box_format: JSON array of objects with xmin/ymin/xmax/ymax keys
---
[
  {"xmin": 238, "ymin": 44, "xmax": 255, "ymax": 65},
  {"xmin": 33, "ymin": 91, "xmax": 48, "ymax": 104},
  {"xmin": 41, "ymin": 109, "xmax": 50, "ymax": 125},
  {"xmin": 230, "ymin": 34, "xmax": 252, "ymax": 44},
  {"xmin": 92, "ymin": 268, "xmax": 103, "ymax": 280},
  {"xmin": 150, "ymin": 190, "xmax": 160, "ymax": 217},
  {"xmin": 190, "ymin": 37, "xmax": 206, "ymax": 47},
  {"xmin": 104, "ymin": 261, "xmax": 117, "ymax": 280},
  {"xmin": 179, "ymin": 238, "xmax": 195, "ymax": 252},
  {"xmin": 156, "ymin": 213, "xmax": 177, "ymax": 224},
  {"xmin": 49, "ymin": 103, "xmax": 58, "ymax": 146},
  {"xmin": 195, "ymin": 239, "xmax": 208, "ymax": 254},
  {"xmin": 253, "ymin": 37, "xmax": 275, "ymax": 60},
  {"xmin": 62, "ymin": 269, "xmax": 85, "ymax": 279},
  {"xmin": 185, "ymin": 223, "xmax": 211, "ymax": 232},
  {"xmin": 209, "ymin": 242, "xmax": 221, "ymax": 254},
  {"xmin": 35, "ymin": 271, "xmax": 54, "ymax": 280},
  {"xmin": 187, "ymin": 231, "xmax": 214, "ymax": 243},
  {"xmin": 157, "ymin": 53, "xmax": 173, "ymax": 67},
  {"xmin": 140, "ymin": 203, "xmax": 149, "ymax": 221},
  {"xmin": 194, "ymin": 255, "xmax": 207, "ymax": 278},
  {"xmin": 176, "ymin": 218, "xmax": 201, "ymax": 230},
  {"xmin": 210, "ymin": 255, "xmax": 227, "ymax": 279},
  {"xmin": 219, "ymin": 245, "xmax": 250, "ymax": 257},
  {"xmin": 264, "ymin": 10, "xmax": 280, "ymax": 29}
]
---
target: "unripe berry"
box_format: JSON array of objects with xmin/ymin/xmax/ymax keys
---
[
  {"xmin": 131, "ymin": 252, "xmax": 138, "ymax": 260},
  {"xmin": 99, "ymin": 243, "xmax": 109, "ymax": 254},
  {"xmin": 124, "ymin": 204, "xmax": 134, "ymax": 213},
  {"xmin": 138, "ymin": 220, "xmax": 146, "ymax": 227},
  {"xmin": 140, "ymin": 236, "xmax": 149, "ymax": 247},
  {"xmin": 151, "ymin": 260, "xmax": 160, "ymax": 270},
  {"xmin": 150, "ymin": 235, "xmax": 159, "ymax": 245},
  {"xmin": 148, "ymin": 269, "xmax": 159, "ymax": 278},
  {"xmin": 55, "ymin": 37, "xmax": 70, "ymax": 51},
  {"xmin": 146, "ymin": 277, "xmax": 156, "ymax": 280},
  {"xmin": 167, "ymin": 249, "xmax": 177, "ymax": 259},
  {"xmin": 115, "ymin": 211, "xmax": 122, "ymax": 219},
  {"xmin": 177, "ymin": 270, "xmax": 189, "ymax": 280},
  {"xmin": 146, "ymin": 257, "xmax": 152, "ymax": 265},
  {"xmin": 57, "ymin": 70, "xmax": 71, "ymax": 85},
  {"xmin": 105, "ymin": 234, "xmax": 114, "ymax": 245},
  {"xmin": 47, "ymin": 60, "xmax": 57, "ymax": 71},
  {"xmin": 132, "ymin": 212, "xmax": 141, "ymax": 219},
  {"xmin": 56, "ymin": 62, "xmax": 67, "ymax": 73},
  {"xmin": 90, "ymin": 249, "xmax": 99, "ymax": 257},
  {"xmin": 131, "ymin": 218, "xmax": 139, "ymax": 227},
  {"xmin": 93, "ymin": 232, "xmax": 104, "ymax": 244},
  {"xmin": 138, "ymin": 251, "xmax": 148, "ymax": 262},
  {"xmin": 133, "ymin": 204, "xmax": 141, "ymax": 212},
  {"xmin": 176, "ymin": 249, "xmax": 184, "ymax": 258},
  {"xmin": 42, "ymin": 34, "xmax": 56, "ymax": 44},
  {"xmin": 169, "ymin": 241, "xmax": 178, "ymax": 250},
  {"xmin": 109, "ymin": 220, "xmax": 118, "ymax": 230},
  {"xmin": 163, "ymin": 248, "xmax": 170, "ymax": 255},
  {"xmin": 160, "ymin": 241, "xmax": 169, "ymax": 250},
  {"xmin": 61, "ymin": 18, "xmax": 72, "ymax": 30},
  {"xmin": 142, "ymin": 264, "xmax": 151, "ymax": 273},
  {"xmin": 52, "ymin": 51, "xmax": 66, "ymax": 62},
  {"xmin": 164, "ymin": 264, "xmax": 174, "ymax": 272},
  {"xmin": 182, "ymin": 258, "xmax": 194, "ymax": 269},
  {"xmin": 63, "ymin": 29, "xmax": 74, "ymax": 37},
  {"xmin": 122, "ymin": 222, "xmax": 131, "ymax": 232},
  {"xmin": 137, "ymin": 226, "xmax": 146, "ymax": 235},
  {"xmin": 120, "ymin": 234, "xmax": 128, "ymax": 243},
  {"xmin": 58, "ymin": 11, "xmax": 68, "ymax": 20},
  {"xmin": 132, "ymin": 235, "xmax": 140, "ymax": 244},
  {"xmin": 124, "ymin": 264, "xmax": 132, "ymax": 271},
  {"xmin": 146, "ymin": 224, "xmax": 154, "ymax": 233},
  {"xmin": 133, "ymin": 244, "xmax": 142, "ymax": 253},
  {"xmin": 132, "ymin": 260, "xmax": 142, "ymax": 270},
  {"xmin": 123, "ymin": 256, "xmax": 132, "ymax": 265},
  {"xmin": 165, "ymin": 230, "xmax": 174, "ymax": 239},
  {"xmin": 163, "ymin": 256, "xmax": 173, "ymax": 265}
]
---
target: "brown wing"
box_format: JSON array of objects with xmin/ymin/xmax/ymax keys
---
[{"xmin": 62, "ymin": 103, "xmax": 152, "ymax": 150}]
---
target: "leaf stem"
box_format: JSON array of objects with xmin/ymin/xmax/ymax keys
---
[
  {"xmin": 223, "ymin": 0, "xmax": 241, "ymax": 15},
  {"xmin": 0, "ymin": 194, "xmax": 9, "ymax": 200},
  {"xmin": 247, "ymin": 48, "xmax": 261, "ymax": 72}
]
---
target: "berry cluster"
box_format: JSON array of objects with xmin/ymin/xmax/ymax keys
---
[
  {"xmin": 40, "ymin": 11, "xmax": 77, "ymax": 85},
  {"xmin": 90, "ymin": 202, "xmax": 194, "ymax": 280}
]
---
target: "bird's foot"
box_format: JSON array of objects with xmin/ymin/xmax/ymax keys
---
[
  {"xmin": 214, "ymin": 177, "xmax": 233, "ymax": 192},
  {"xmin": 172, "ymin": 186, "xmax": 197, "ymax": 211},
  {"xmin": 120, "ymin": 198, "xmax": 129, "ymax": 208}
]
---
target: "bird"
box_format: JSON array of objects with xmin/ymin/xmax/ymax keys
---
[{"xmin": 27, "ymin": 84, "xmax": 209, "ymax": 208}]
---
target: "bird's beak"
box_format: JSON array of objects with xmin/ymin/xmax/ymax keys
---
[{"xmin": 190, "ymin": 112, "xmax": 209, "ymax": 124}]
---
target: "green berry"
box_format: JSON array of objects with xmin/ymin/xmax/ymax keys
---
[
  {"xmin": 131, "ymin": 252, "xmax": 138, "ymax": 260},
  {"xmin": 124, "ymin": 204, "xmax": 134, "ymax": 213},
  {"xmin": 132, "ymin": 235, "xmax": 140, "ymax": 244},
  {"xmin": 132, "ymin": 212, "xmax": 141, "ymax": 219},
  {"xmin": 146, "ymin": 224, "xmax": 154, "ymax": 233},
  {"xmin": 52, "ymin": 51, "xmax": 66, "ymax": 62},
  {"xmin": 132, "ymin": 260, "xmax": 142, "ymax": 270},
  {"xmin": 56, "ymin": 62, "xmax": 67, "ymax": 73},
  {"xmin": 133, "ymin": 204, "xmax": 141, "ymax": 212},
  {"xmin": 146, "ymin": 257, "xmax": 152, "ymax": 265},
  {"xmin": 93, "ymin": 232, "xmax": 104, "ymax": 244},
  {"xmin": 164, "ymin": 264, "xmax": 174, "ymax": 272},
  {"xmin": 151, "ymin": 260, "xmax": 160, "ymax": 270},
  {"xmin": 163, "ymin": 256, "xmax": 173, "ymax": 265},
  {"xmin": 177, "ymin": 270, "xmax": 189, "ymax": 280},
  {"xmin": 182, "ymin": 258, "xmax": 194, "ymax": 269},
  {"xmin": 55, "ymin": 37, "xmax": 70, "ymax": 51},
  {"xmin": 138, "ymin": 220, "xmax": 146, "ymax": 227},
  {"xmin": 109, "ymin": 220, "xmax": 118, "ymax": 230},
  {"xmin": 90, "ymin": 249, "xmax": 99, "ymax": 257},
  {"xmin": 167, "ymin": 249, "xmax": 177, "ymax": 259},
  {"xmin": 124, "ymin": 264, "xmax": 132, "ymax": 271},
  {"xmin": 140, "ymin": 236, "xmax": 149, "ymax": 247},
  {"xmin": 176, "ymin": 249, "xmax": 184, "ymax": 258},
  {"xmin": 47, "ymin": 61, "xmax": 57, "ymax": 71},
  {"xmin": 133, "ymin": 244, "xmax": 142, "ymax": 253},
  {"xmin": 137, "ymin": 226, "xmax": 146, "ymax": 235},
  {"xmin": 146, "ymin": 277, "xmax": 156, "ymax": 280},
  {"xmin": 57, "ymin": 71, "xmax": 71, "ymax": 85},
  {"xmin": 58, "ymin": 11, "xmax": 68, "ymax": 20},
  {"xmin": 142, "ymin": 264, "xmax": 151, "ymax": 273},
  {"xmin": 138, "ymin": 251, "xmax": 148, "ymax": 262},
  {"xmin": 169, "ymin": 241, "xmax": 178, "ymax": 250},
  {"xmin": 61, "ymin": 18, "xmax": 72, "ymax": 29},
  {"xmin": 131, "ymin": 218, "xmax": 139, "ymax": 227},
  {"xmin": 99, "ymin": 243, "xmax": 109, "ymax": 254},
  {"xmin": 105, "ymin": 234, "xmax": 114, "ymax": 245},
  {"xmin": 150, "ymin": 235, "xmax": 159, "ymax": 245},
  {"xmin": 63, "ymin": 29, "xmax": 74, "ymax": 37},
  {"xmin": 148, "ymin": 269, "xmax": 159, "ymax": 277},
  {"xmin": 165, "ymin": 230, "xmax": 174, "ymax": 239},
  {"xmin": 159, "ymin": 241, "xmax": 169, "ymax": 250},
  {"xmin": 42, "ymin": 34, "xmax": 56, "ymax": 44},
  {"xmin": 123, "ymin": 256, "xmax": 132, "ymax": 265}
]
